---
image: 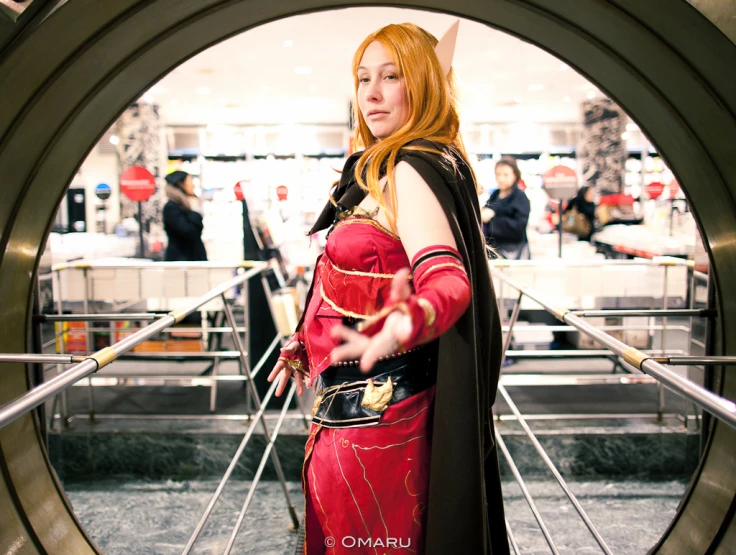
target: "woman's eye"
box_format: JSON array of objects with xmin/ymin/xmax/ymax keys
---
[
  {"xmin": 358, "ymin": 77, "xmax": 369, "ymax": 83},
  {"xmin": 385, "ymin": 74, "xmax": 397, "ymax": 80}
]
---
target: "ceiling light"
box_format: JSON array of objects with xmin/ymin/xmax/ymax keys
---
[
  {"xmin": 586, "ymin": 90, "xmax": 596, "ymax": 99},
  {"xmin": 621, "ymin": 132, "xmax": 630, "ymax": 140},
  {"xmin": 195, "ymin": 87, "xmax": 212, "ymax": 95},
  {"xmin": 563, "ymin": 96, "xmax": 571, "ymax": 103},
  {"xmin": 528, "ymin": 84, "xmax": 544, "ymax": 92},
  {"xmin": 283, "ymin": 40, "xmax": 293, "ymax": 47},
  {"xmin": 109, "ymin": 135, "xmax": 120, "ymax": 145},
  {"xmin": 142, "ymin": 93, "xmax": 154, "ymax": 103},
  {"xmin": 559, "ymin": 63, "xmax": 569, "ymax": 71},
  {"xmin": 170, "ymin": 98, "xmax": 179, "ymax": 105},
  {"xmin": 294, "ymin": 66, "xmax": 312, "ymax": 75},
  {"xmin": 310, "ymin": 85, "xmax": 318, "ymax": 92},
  {"xmin": 626, "ymin": 122, "xmax": 639, "ymax": 131},
  {"xmin": 514, "ymin": 96, "xmax": 523, "ymax": 104}
]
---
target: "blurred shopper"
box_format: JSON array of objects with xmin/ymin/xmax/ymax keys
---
[
  {"xmin": 482, "ymin": 156, "xmax": 531, "ymax": 259},
  {"xmin": 563, "ymin": 185, "xmax": 596, "ymax": 241},
  {"xmin": 162, "ymin": 170, "xmax": 207, "ymax": 261}
]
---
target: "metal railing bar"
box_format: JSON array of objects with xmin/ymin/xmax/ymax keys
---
[
  {"xmin": 223, "ymin": 382, "xmax": 298, "ymax": 554},
  {"xmin": 499, "ymin": 386, "xmax": 612, "ymax": 553},
  {"xmin": 570, "ymin": 309, "xmax": 713, "ymax": 318},
  {"xmin": 492, "ymin": 272, "xmax": 736, "ymax": 430},
  {"xmin": 500, "ymin": 374, "xmax": 657, "ymax": 386},
  {"xmin": 0, "ymin": 354, "xmax": 86, "ymax": 364},
  {"xmin": 501, "ymin": 291, "xmax": 523, "ymax": 367},
  {"xmin": 181, "ymin": 378, "xmax": 279, "ymax": 555},
  {"xmin": 504, "ymin": 349, "xmax": 685, "ymax": 359},
  {"xmin": 53, "ymin": 260, "xmax": 262, "ymax": 271},
  {"xmin": 118, "ymin": 351, "xmax": 245, "ymax": 358},
  {"xmin": 221, "ymin": 297, "xmax": 299, "ymax": 529},
  {"xmin": 35, "ymin": 313, "xmax": 160, "ymax": 322},
  {"xmin": 0, "ymin": 266, "xmax": 265, "ymax": 430},
  {"xmin": 496, "ymin": 429, "xmax": 560, "ymax": 554},
  {"xmin": 496, "ymin": 412, "xmax": 683, "ymax": 422},
  {"xmin": 502, "ymin": 325, "xmax": 690, "ymax": 333},
  {"xmin": 490, "ymin": 257, "xmax": 691, "ymax": 268},
  {"xmin": 506, "ymin": 517, "xmax": 522, "ymax": 555},
  {"xmin": 652, "ymin": 356, "xmax": 736, "ymax": 366}
]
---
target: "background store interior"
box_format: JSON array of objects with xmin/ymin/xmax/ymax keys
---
[
  {"xmin": 47, "ymin": 7, "xmax": 704, "ymax": 276},
  {"xmin": 38, "ymin": 9, "xmax": 712, "ymax": 553}
]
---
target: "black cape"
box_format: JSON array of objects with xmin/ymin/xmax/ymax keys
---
[{"xmin": 310, "ymin": 140, "xmax": 509, "ymax": 554}]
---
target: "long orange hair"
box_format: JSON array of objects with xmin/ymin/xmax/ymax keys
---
[{"xmin": 351, "ymin": 23, "xmax": 478, "ymax": 231}]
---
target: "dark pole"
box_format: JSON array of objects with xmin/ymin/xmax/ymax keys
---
[
  {"xmin": 137, "ymin": 201, "xmax": 144, "ymax": 258},
  {"xmin": 558, "ymin": 200, "xmax": 563, "ymax": 258}
]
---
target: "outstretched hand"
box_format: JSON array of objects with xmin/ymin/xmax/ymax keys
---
[
  {"xmin": 330, "ymin": 267, "xmax": 414, "ymax": 373},
  {"xmin": 266, "ymin": 339, "xmax": 308, "ymax": 397}
]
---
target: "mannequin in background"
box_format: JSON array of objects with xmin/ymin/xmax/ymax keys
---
[
  {"xmin": 162, "ymin": 170, "xmax": 207, "ymax": 262},
  {"xmin": 482, "ymin": 157, "xmax": 531, "ymax": 259}
]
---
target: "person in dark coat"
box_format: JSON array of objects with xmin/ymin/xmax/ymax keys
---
[
  {"xmin": 482, "ymin": 157, "xmax": 531, "ymax": 259},
  {"xmin": 564, "ymin": 185, "xmax": 597, "ymax": 241},
  {"xmin": 162, "ymin": 170, "xmax": 207, "ymax": 261}
]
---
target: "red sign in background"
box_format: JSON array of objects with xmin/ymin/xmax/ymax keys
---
[
  {"xmin": 276, "ymin": 185, "xmax": 289, "ymax": 201},
  {"xmin": 542, "ymin": 165, "xmax": 577, "ymax": 186},
  {"xmin": 646, "ymin": 181, "xmax": 665, "ymax": 199},
  {"xmin": 120, "ymin": 166, "xmax": 156, "ymax": 202},
  {"xmin": 234, "ymin": 181, "xmax": 246, "ymax": 201}
]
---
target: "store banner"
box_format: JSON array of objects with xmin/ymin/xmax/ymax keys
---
[{"xmin": 578, "ymin": 98, "xmax": 627, "ymax": 195}]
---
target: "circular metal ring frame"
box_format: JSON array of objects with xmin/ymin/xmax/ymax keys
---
[{"xmin": 0, "ymin": 1, "xmax": 734, "ymax": 552}]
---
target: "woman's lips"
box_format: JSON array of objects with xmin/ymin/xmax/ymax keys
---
[{"xmin": 367, "ymin": 111, "xmax": 389, "ymax": 119}]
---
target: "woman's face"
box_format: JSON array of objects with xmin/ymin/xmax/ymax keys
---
[
  {"xmin": 495, "ymin": 164, "xmax": 516, "ymax": 191},
  {"xmin": 357, "ymin": 41, "xmax": 410, "ymax": 140},
  {"xmin": 584, "ymin": 188, "xmax": 595, "ymax": 202},
  {"xmin": 182, "ymin": 175, "xmax": 195, "ymax": 196}
]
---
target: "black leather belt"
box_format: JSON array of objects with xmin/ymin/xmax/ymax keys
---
[{"xmin": 311, "ymin": 341, "xmax": 438, "ymax": 429}]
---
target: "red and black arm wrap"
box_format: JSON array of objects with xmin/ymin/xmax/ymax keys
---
[{"xmin": 358, "ymin": 245, "xmax": 471, "ymax": 350}]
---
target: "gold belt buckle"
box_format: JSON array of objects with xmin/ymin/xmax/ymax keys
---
[{"xmin": 361, "ymin": 377, "xmax": 394, "ymax": 413}]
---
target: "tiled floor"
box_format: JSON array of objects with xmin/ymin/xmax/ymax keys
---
[{"xmin": 66, "ymin": 478, "xmax": 687, "ymax": 554}]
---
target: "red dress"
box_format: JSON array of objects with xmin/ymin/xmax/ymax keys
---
[{"xmin": 299, "ymin": 215, "xmax": 435, "ymax": 554}]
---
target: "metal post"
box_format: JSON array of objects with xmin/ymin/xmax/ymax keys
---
[
  {"xmin": 498, "ymin": 386, "xmax": 613, "ymax": 554},
  {"xmin": 506, "ymin": 518, "xmax": 521, "ymax": 555},
  {"xmin": 210, "ymin": 356, "xmax": 219, "ymax": 413},
  {"xmin": 221, "ymin": 295, "xmax": 299, "ymax": 528},
  {"xmin": 137, "ymin": 201, "xmax": 145, "ymax": 258},
  {"xmin": 495, "ymin": 429, "xmax": 560, "ymax": 555},
  {"xmin": 223, "ymin": 383, "xmax": 299, "ymax": 554},
  {"xmin": 497, "ymin": 267, "xmax": 506, "ymax": 320},
  {"xmin": 658, "ymin": 266, "xmax": 669, "ymax": 421},
  {"xmin": 83, "ymin": 268, "xmax": 95, "ymax": 423},
  {"xmin": 54, "ymin": 269, "xmax": 69, "ymax": 427},
  {"xmin": 557, "ymin": 200, "xmax": 563, "ymax": 258},
  {"xmin": 501, "ymin": 291, "xmax": 523, "ymax": 368},
  {"xmin": 182, "ymin": 379, "xmax": 280, "ymax": 555}
]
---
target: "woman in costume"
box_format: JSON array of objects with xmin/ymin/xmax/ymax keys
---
[
  {"xmin": 268, "ymin": 21, "xmax": 508, "ymax": 555},
  {"xmin": 481, "ymin": 157, "xmax": 531, "ymax": 259}
]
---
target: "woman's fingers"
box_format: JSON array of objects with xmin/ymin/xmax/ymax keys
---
[
  {"xmin": 267, "ymin": 360, "xmax": 285, "ymax": 382},
  {"xmin": 281, "ymin": 340, "xmax": 300, "ymax": 353},
  {"xmin": 295, "ymin": 372, "xmax": 304, "ymax": 397},
  {"xmin": 330, "ymin": 325, "xmax": 370, "ymax": 363},
  {"xmin": 275, "ymin": 369, "xmax": 290, "ymax": 397},
  {"xmin": 390, "ymin": 267, "xmax": 412, "ymax": 303}
]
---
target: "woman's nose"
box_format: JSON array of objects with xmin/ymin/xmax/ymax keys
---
[{"xmin": 365, "ymin": 81, "xmax": 381, "ymax": 102}]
